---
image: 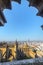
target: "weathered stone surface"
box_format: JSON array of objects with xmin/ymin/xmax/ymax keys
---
[
  {"xmin": 0, "ymin": 21, "xmax": 4, "ymax": 26},
  {"xmin": 0, "ymin": 0, "xmax": 21, "ymax": 26},
  {"xmin": 0, "ymin": 10, "xmax": 7, "ymax": 23},
  {"xmin": 27, "ymin": 0, "xmax": 43, "ymax": 17},
  {"xmin": 41, "ymin": 25, "xmax": 43, "ymax": 30},
  {"xmin": 0, "ymin": 10, "xmax": 7, "ymax": 26},
  {"xmin": 12, "ymin": 0, "xmax": 21, "ymax": 4},
  {"xmin": 2, "ymin": 0, "xmax": 11, "ymax": 10},
  {"xmin": 0, "ymin": 0, "xmax": 21, "ymax": 10}
]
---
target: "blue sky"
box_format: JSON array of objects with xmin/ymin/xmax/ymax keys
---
[{"xmin": 0, "ymin": 0, "xmax": 43, "ymax": 41}]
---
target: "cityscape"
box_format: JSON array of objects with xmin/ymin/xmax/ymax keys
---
[
  {"xmin": 0, "ymin": 41, "xmax": 43, "ymax": 61},
  {"xmin": 0, "ymin": 0, "xmax": 43, "ymax": 65}
]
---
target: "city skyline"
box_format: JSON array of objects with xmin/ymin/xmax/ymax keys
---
[{"xmin": 0, "ymin": 0, "xmax": 43, "ymax": 41}]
